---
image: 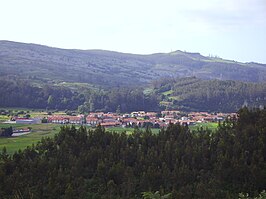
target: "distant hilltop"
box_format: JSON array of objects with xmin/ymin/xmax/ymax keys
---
[{"xmin": 0, "ymin": 40, "xmax": 266, "ymax": 87}]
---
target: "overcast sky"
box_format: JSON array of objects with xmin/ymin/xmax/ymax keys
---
[{"xmin": 1, "ymin": 0, "xmax": 266, "ymax": 63}]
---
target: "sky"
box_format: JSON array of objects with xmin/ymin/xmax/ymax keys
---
[{"xmin": 0, "ymin": 0, "xmax": 266, "ymax": 63}]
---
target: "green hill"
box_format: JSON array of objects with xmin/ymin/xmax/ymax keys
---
[
  {"xmin": 0, "ymin": 76, "xmax": 265, "ymax": 113},
  {"xmin": 1, "ymin": 40, "xmax": 266, "ymax": 87},
  {"xmin": 153, "ymin": 77, "xmax": 266, "ymax": 112}
]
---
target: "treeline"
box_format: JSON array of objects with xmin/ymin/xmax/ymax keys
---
[
  {"xmin": 0, "ymin": 107, "xmax": 265, "ymax": 198},
  {"xmin": 0, "ymin": 77, "xmax": 84, "ymax": 110},
  {"xmin": 78, "ymin": 88, "xmax": 159, "ymax": 113},
  {"xmin": 154, "ymin": 77, "xmax": 266, "ymax": 112},
  {"xmin": 0, "ymin": 127, "xmax": 12, "ymax": 137},
  {"xmin": 1, "ymin": 76, "xmax": 266, "ymax": 113},
  {"xmin": 0, "ymin": 77, "xmax": 159, "ymax": 113}
]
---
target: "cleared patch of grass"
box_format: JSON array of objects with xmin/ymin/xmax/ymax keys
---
[
  {"xmin": 0, "ymin": 123, "xmax": 61, "ymax": 154},
  {"xmin": 189, "ymin": 122, "xmax": 218, "ymax": 132},
  {"xmin": 106, "ymin": 127, "xmax": 160, "ymax": 134},
  {"xmin": 168, "ymin": 96, "xmax": 180, "ymax": 100},
  {"xmin": 162, "ymin": 90, "xmax": 174, "ymax": 96},
  {"xmin": 143, "ymin": 88, "xmax": 154, "ymax": 95},
  {"xmin": 0, "ymin": 115, "xmax": 9, "ymax": 122},
  {"xmin": 56, "ymin": 82, "xmax": 97, "ymax": 91},
  {"xmin": 53, "ymin": 112, "xmax": 67, "ymax": 115}
]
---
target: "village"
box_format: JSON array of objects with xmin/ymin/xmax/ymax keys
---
[
  {"xmin": 45, "ymin": 110, "xmax": 237, "ymax": 128},
  {"xmin": 0, "ymin": 110, "xmax": 237, "ymax": 137}
]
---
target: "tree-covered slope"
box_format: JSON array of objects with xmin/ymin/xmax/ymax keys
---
[
  {"xmin": 153, "ymin": 77, "xmax": 266, "ymax": 112},
  {"xmin": 1, "ymin": 40, "xmax": 266, "ymax": 87},
  {"xmin": 0, "ymin": 76, "xmax": 265, "ymax": 112},
  {"xmin": 0, "ymin": 108, "xmax": 265, "ymax": 198},
  {"xmin": 0, "ymin": 77, "xmax": 159, "ymax": 112}
]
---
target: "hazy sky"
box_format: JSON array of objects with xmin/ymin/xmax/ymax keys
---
[{"xmin": 1, "ymin": 0, "xmax": 266, "ymax": 63}]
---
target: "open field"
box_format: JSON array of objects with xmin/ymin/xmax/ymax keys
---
[
  {"xmin": 0, "ymin": 124, "xmax": 61, "ymax": 154},
  {"xmin": 189, "ymin": 122, "xmax": 219, "ymax": 131},
  {"xmin": 0, "ymin": 115, "xmax": 9, "ymax": 122},
  {"xmin": 0, "ymin": 107, "xmax": 67, "ymax": 116},
  {"xmin": 105, "ymin": 127, "xmax": 161, "ymax": 134},
  {"xmin": 162, "ymin": 90, "xmax": 174, "ymax": 96}
]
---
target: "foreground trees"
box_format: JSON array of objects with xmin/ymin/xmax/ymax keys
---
[{"xmin": 0, "ymin": 108, "xmax": 265, "ymax": 198}]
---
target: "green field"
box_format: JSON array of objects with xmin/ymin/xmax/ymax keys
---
[
  {"xmin": 106, "ymin": 127, "xmax": 161, "ymax": 134},
  {"xmin": 0, "ymin": 123, "xmax": 61, "ymax": 154},
  {"xmin": 0, "ymin": 115, "xmax": 9, "ymax": 122},
  {"xmin": 0, "ymin": 107, "xmax": 67, "ymax": 118},
  {"xmin": 162, "ymin": 90, "xmax": 174, "ymax": 96},
  {"xmin": 189, "ymin": 122, "xmax": 218, "ymax": 131}
]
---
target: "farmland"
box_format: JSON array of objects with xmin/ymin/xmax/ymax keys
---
[{"xmin": 0, "ymin": 123, "xmax": 61, "ymax": 154}]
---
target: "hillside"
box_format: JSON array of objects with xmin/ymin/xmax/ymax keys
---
[
  {"xmin": 152, "ymin": 77, "xmax": 266, "ymax": 112},
  {"xmin": 1, "ymin": 40, "xmax": 266, "ymax": 87},
  {"xmin": 0, "ymin": 76, "xmax": 265, "ymax": 113}
]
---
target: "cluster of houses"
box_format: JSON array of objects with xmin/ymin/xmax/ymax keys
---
[
  {"xmin": 46, "ymin": 110, "xmax": 237, "ymax": 128},
  {"xmin": 47, "ymin": 115, "xmax": 84, "ymax": 124}
]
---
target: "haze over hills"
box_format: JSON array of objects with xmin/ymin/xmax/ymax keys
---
[{"xmin": 0, "ymin": 40, "xmax": 266, "ymax": 87}]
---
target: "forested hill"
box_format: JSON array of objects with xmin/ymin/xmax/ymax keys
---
[
  {"xmin": 153, "ymin": 77, "xmax": 266, "ymax": 112},
  {"xmin": 0, "ymin": 108, "xmax": 265, "ymax": 198},
  {"xmin": 1, "ymin": 40, "xmax": 266, "ymax": 87},
  {"xmin": 0, "ymin": 77, "xmax": 265, "ymax": 112}
]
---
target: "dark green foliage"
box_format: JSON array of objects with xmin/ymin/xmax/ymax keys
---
[
  {"xmin": 0, "ymin": 127, "xmax": 12, "ymax": 137},
  {"xmin": 0, "ymin": 108, "xmax": 265, "ymax": 198},
  {"xmin": 155, "ymin": 77, "xmax": 266, "ymax": 112},
  {"xmin": 239, "ymin": 190, "xmax": 266, "ymax": 199},
  {"xmin": 0, "ymin": 77, "xmax": 159, "ymax": 112},
  {"xmin": 1, "ymin": 76, "xmax": 266, "ymax": 113},
  {"xmin": 79, "ymin": 87, "xmax": 159, "ymax": 113},
  {"xmin": 0, "ymin": 77, "xmax": 84, "ymax": 110}
]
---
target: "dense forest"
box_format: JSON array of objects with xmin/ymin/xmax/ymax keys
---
[
  {"xmin": 0, "ymin": 107, "xmax": 265, "ymax": 198},
  {"xmin": 154, "ymin": 77, "xmax": 266, "ymax": 112},
  {"xmin": 0, "ymin": 77, "xmax": 84, "ymax": 110},
  {"xmin": 77, "ymin": 88, "xmax": 158, "ymax": 113},
  {"xmin": 0, "ymin": 77, "xmax": 159, "ymax": 112},
  {"xmin": 0, "ymin": 76, "xmax": 266, "ymax": 113}
]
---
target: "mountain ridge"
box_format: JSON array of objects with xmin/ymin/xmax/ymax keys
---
[{"xmin": 1, "ymin": 40, "xmax": 265, "ymax": 87}]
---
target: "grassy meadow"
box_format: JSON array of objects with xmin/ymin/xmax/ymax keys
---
[
  {"xmin": 189, "ymin": 122, "xmax": 219, "ymax": 131},
  {"xmin": 0, "ymin": 123, "xmax": 61, "ymax": 154}
]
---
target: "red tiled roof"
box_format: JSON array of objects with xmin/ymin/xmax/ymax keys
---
[
  {"xmin": 100, "ymin": 122, "xmax": 120, "ymax": 126},
  {"xmin": 86, "ymin": 117, "xmax": 100, "ymax": 121}
]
